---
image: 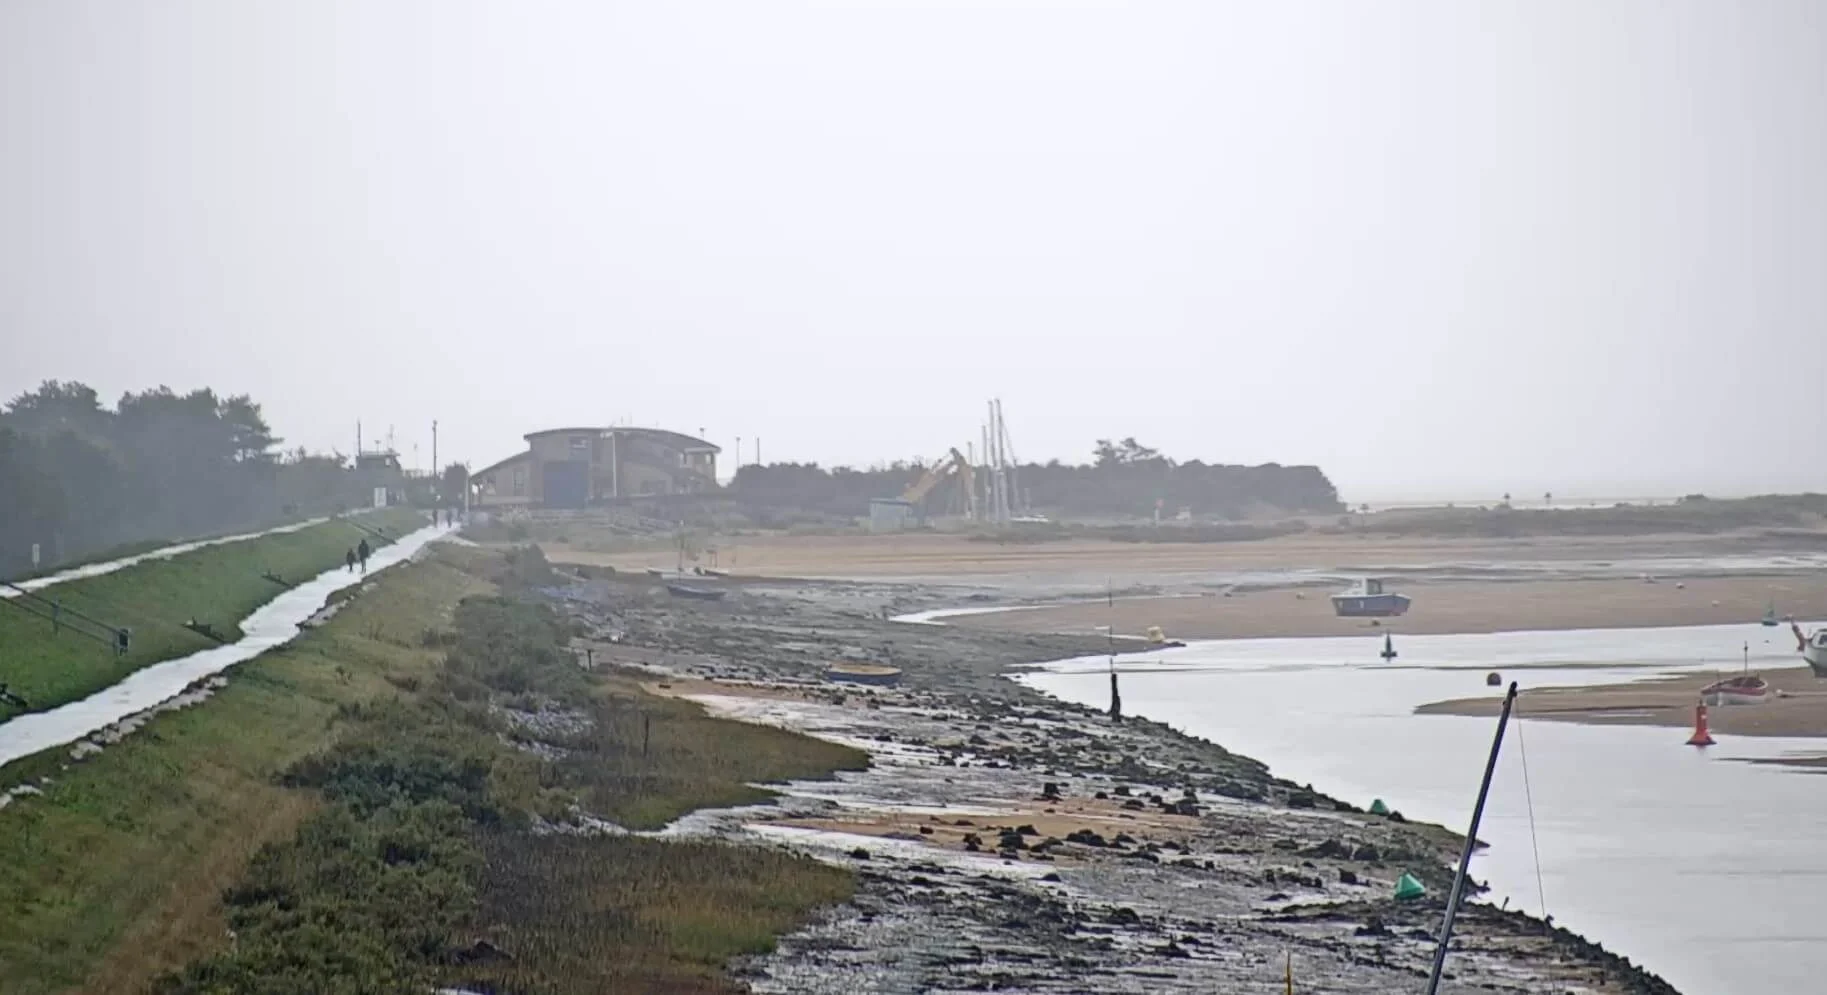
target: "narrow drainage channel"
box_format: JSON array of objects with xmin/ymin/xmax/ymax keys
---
[{"xmin": 0, "ymin": 522, "xmax": 455, "ymax": 769}]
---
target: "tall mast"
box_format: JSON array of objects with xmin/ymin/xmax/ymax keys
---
[{"xmin": 997, "ymin": 398, "xmax": 1021, "ymax": 515}]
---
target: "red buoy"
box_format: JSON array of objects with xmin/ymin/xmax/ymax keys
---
[{"xmin": 1687, "ymin": 700, "xmax": 1715, "ymax": 747}]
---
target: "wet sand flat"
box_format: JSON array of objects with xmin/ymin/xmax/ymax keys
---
[
  {"xmin": 1419, "ymin": 664, "xmax": 1827, "ymax": 739},
  {"xmin": 945, "ymin": 575, "xmax": 1827, "ymax": 639},
  {"xmin": 544, "ymin": 528, "xmax": 1803, "ymax": 580}
]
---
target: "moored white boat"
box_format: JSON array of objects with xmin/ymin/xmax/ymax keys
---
[
  {"xmin": 1701, "ymin": 673, "xmax": 1769, "ymax": 707},
  {"xmin": 1795, "ymin": 622, "xmax": 1827, "ymax": 678},
  {"xmin": 1331, "ymin": 578, "xmax": 1412, "ymax": 618}
]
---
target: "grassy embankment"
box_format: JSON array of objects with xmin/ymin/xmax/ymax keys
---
[
  {"xmin": 3, "ymin": 512, "xmax": 344, "ymax": 584},
  {"xmin": 0, "ymin": 544, "xmax": 866, "ymax": 995},
  {"xmin": 0, "ymin": 507, "xmax": 426, "ymax": 716}
]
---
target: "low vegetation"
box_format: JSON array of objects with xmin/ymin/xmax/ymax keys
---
[
  {"xmin": 1333, "ymin": 493, "xmax": 1827, "ymax": 539},
  {"xmin": 0, "ymin": 543, "xmax": 865, "ymax": 994},
  {"xmin": 0, "ymin": 507, "xmax": 426, "ymax": 716},
  {"xmin": 468, "ymin": 833, "xmax": 852, "ymax": 994}
]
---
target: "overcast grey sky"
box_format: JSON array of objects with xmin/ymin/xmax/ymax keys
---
[{"xmin": 3, "ymin": 1, "xmax": 1823, "ymax": 501}]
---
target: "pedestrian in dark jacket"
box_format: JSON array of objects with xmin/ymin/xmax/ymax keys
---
[
  {"xmin": 357, "ymin": 538, "xmax": 371, "ymax": 572},
  {"xmin": 345, "ymin": 548, "xmax": 356, "ymax": 573}
]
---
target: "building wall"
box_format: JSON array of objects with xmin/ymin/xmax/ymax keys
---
[
  {"xmin": 617, "ymin": 460, "xmax": 679, "ymax": 497},
  {"xmin": 527, "ymin": 431, "xmax": 594, "ymax": 465},
  {"xmin": 869, "ymin": 499, "xmax": 916, "ymax": 532},
  {"xmin": 473, "ymin": 453, "xmax": 534, "ymax": 507},
  {"xmin": 476, "ymin": 428, "xmax": 720, "ymax": 508}
]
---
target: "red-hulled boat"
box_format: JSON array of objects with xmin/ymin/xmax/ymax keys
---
[{"xmin": 1701, "ymin": 673, "xmax": 1769, "ymax": 707}]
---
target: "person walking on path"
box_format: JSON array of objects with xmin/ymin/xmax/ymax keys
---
[
  {"xmin": 345, "ymin": 548, "xmax": 356, "ymax": 573},
  {"xmin": 357, "ymin": 538, "xmax": 371, "ymax": 573}
]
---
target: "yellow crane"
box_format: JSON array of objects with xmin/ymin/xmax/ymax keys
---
[{"xmin": 899, "ymin": 447, "xmax": 977, "ymax": 518}]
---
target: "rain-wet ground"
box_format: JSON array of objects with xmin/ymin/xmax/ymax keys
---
[{"xmin": 544, "ymin": 572, "xmax": 1677, "ymax": 993}]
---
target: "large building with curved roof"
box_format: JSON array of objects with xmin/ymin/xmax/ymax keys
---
[{"xmin": 471, "ymin": 426, "xmax": 720, "ymax": 509}]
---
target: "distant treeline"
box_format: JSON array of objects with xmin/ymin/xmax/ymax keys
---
[
  {"xmin": 729, "ymin": 437, "xmax": 1342, "ymax": 520},
  {"xmin": 0, "ymin": 380, "xmax": 387, "ymax": 578},
  {"xmin": 1348, "ymin": 493, "xmax": 1827, "ymax": 539}
]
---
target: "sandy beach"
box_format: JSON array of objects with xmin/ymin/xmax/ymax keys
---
[
  {"xmin": 1419, "ymin": 664, "xmax": 1827, "ymax": 740},
  {"xmin": 545, "ymin": 528, "xmax": 1812, "ymax": 580},
  {"xmin": 942, "ymin": 574, "xmax": 1827, "ymax": 640}
]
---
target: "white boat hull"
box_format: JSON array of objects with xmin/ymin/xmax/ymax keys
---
[
  {"xmin": 1806, "ymin": 636, "xmax": 1827, "ymax": 678},
  {"xmin": 1704, "ymin": 689, "xmax": 1768, "ymax": 707}
]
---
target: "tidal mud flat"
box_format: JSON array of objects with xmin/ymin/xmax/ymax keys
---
[{"xmin": 541, "ymin": 570, "xmax": 1679, "ymax": 993}]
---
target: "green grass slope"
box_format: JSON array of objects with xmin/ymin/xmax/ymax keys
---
[{"xmin": 0, "ymin": 508, "xmax": 425, "ymax": 717}]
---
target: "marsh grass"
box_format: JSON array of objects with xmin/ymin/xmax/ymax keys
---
[
  {"xmin": 563, "ymin": 677, "xmax": 868, "ymax": 829},
  {"xmin": 131, "ymin": 560, "xmax": 864, "ymax": 994},
  {"xmin": 462, "ymin": 833, "xmax": 854, "ymax": 995}
]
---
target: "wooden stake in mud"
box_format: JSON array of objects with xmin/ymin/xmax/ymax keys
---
[
  {"xmin": 642, "ymin": 713, "xmax": 651, "ymax": 759},
  {"xmin": 1426, "ymin": 680, "xmax": 1519, "ymax": 994},
  {"xmin": 1105, "ymin": 580, "xmax": 1121, "ymax": 722}
]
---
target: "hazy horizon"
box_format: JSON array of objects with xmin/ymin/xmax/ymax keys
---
[{"xmin": 5, "ymin": 2, "xmax": 1824, "ymax": 503}]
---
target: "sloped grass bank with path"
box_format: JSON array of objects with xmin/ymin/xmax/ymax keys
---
[
  {"xmin": 0, "ymin": 507, "xmax": 426, "ymax": 717},
  {"xmin": 0, "ymin": 545, "xmax": 865, "ymax": 994}
]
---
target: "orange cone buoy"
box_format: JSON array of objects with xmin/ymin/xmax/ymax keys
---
[{"xmin": 1687, "ymin": 700, "xmax": 1715, "ymax": 747}]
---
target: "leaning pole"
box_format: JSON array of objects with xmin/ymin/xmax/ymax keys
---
[{"xmin": 1426, "ymin": 680, "xmax": 1519, "ymax": 994}]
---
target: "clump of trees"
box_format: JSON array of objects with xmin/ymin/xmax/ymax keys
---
[
  {"xmin": 0, "ymin": 380, "xmax": 383, "ymax": 578},
  {"xmin": 729, "ymin": 437, "xmax": 1342, "ymax": 519}
]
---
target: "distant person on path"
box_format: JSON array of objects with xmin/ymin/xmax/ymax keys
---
[
  {"xmin": 357, "ymin": 538, "xmax": 371, "ymax": 573},
  {"xmin": 345, "ymin": 548, "xmax": 356, "ymax": 573}
]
